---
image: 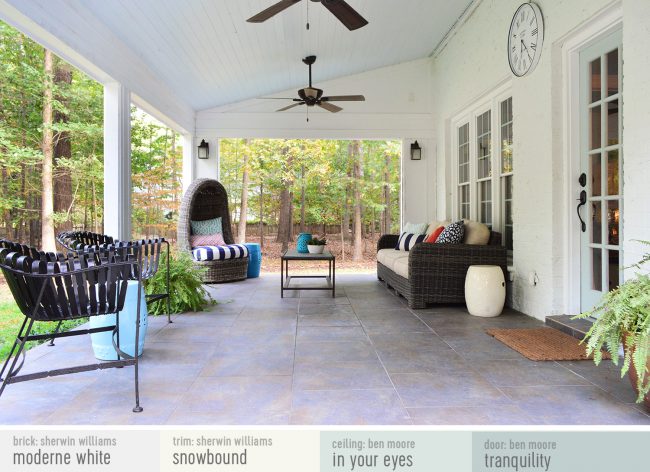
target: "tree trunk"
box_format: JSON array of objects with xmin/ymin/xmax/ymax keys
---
[
  {"xmin": 299, "ymin": 164, "xmax": 306, "ymax": 233},
  {"xmin": 275, "ymin": 147, "xmax": 293, "ymax": 251},
  {"xmin": 237, "ymin": 139, "xmax": 250, "ymax": 243},
  {"xmin": 259, "ymin": 182, "xmax": 264, "ymax": 251},
  {"xmin": 383, "ymin": 151, "xmax": 392, "ymax": 234},
  {"xmin": 41, "ymin": 50, "xmax": 55, "ymax": 252},
  {"xmin": 53, "ymin": 60, "xmax": 73, "ymax": 234},
  {"xmin": 351, "ymin": 141, "xmax": 363, "ymax": 261}
]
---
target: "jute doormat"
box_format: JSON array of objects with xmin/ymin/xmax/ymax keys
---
[{"xmin": 485, "ymin": 327, "xmax": 611, "ymax": 361}]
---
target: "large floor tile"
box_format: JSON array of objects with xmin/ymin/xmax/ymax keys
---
[
  {"xmin": 408, "ymin": 405, "xmax": 535, "ymax": 425},
  {"xmin": 294, "ymin": 341, "xmax": 378, "ymax": 365},
  {"xmin": 470, "ymin": 359, "xmax": 592, "ymax": 387},
  {"xmin": 200, "ymin": 351, "xmax": 294, "ymax": 377},
  {"xmin": 290, "ymin": 389, "xmax": 410, "ymax": 425},
  {"xmin": 293, "ymin": 361, "xmax": 392, "ymax": 390},
  {"xmin": 296, "ymin": 326, "xmax": 369, "ymax": 343},
  {"xmin": 297, "ymin": 313, "xmax": 360, "ymax": 327}
]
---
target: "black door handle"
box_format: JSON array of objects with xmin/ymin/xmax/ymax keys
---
[{"xmin": 577, "ymin": 190, "xmax": 587, "ymax": 232}]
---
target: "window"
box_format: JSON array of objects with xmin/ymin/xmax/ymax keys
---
[
  {"xmin": 457, "ymin": 123, "xmax": 470, "ymax": 219},
  {"xmin": 453, "ymin": 93, "xmax": 513, "ymax": 252}
]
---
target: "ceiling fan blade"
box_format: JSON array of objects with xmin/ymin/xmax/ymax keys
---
[
  {"xmin": 277, "ymin": 102, "xmax": 304, "ymax": 112},
  {"xmin": 320, "ymin": 0, "xmax": 368, "ymax": 31},
  {"xmin": 321, "ymin": 95, "xmax": 365, "ymax": 102},
  {"xmin": 247, "ymin": 0, "xmax": 302, "ymax": 23},
  {"xmin": 259, "ymin": 97, "xmax": 298, "ymax": 100},
  {"xmin": 317, "ymin": 102, "xmax": 343, "ymax": 113}
]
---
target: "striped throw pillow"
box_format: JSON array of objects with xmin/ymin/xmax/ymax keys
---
[{"xmin": 395, "ymin": 232, "xmax": 426, "ymax": 251}]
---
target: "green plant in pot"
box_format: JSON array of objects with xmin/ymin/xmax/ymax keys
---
[
  {"xmin": 574, "ymin": 241, "xmax": 650, "ymax": 411},
  {"xmin": 307, "ymin": 237, "xmax": 327, "ymax": 254}
]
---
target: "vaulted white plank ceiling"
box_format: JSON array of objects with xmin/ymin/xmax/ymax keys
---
[{"xmin": 77, "ymin": 0, "xmax": 471, "ymax": 111}]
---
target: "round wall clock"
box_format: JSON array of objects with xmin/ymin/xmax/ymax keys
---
[{"xmin": 508, "ymin": 2, "xmax": 544, "ymax": 77}]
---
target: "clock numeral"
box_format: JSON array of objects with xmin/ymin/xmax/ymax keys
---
[
  {"xmin": 530, "ymin": 18, "xmax": 534, "ymax": 26},
  {"xmin": 530, "ymin": 43, "xmax": 537, "ymax": 51},
  {"xmin": 512, "ymin": 45, "xmax": 516, "ymax": 52},
  {"xmin": 532, "ymin": 27, "xmax": 538, "ymax": 36}
]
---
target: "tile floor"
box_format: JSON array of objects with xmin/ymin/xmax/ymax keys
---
[{"xmin": 1, "ymin": 273, "xmax": 649, "ymax": 425}]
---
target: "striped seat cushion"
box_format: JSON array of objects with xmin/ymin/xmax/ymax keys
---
[{"xmin": 192, "ymin": 244, "xmax": 249, "ymax": 261}]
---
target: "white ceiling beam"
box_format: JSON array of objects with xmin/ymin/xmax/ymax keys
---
[{"xmin": 0, "ymin": 0, "xmax": 196, "ymax": 134}]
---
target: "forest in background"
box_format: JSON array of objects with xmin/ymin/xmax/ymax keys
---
[
  {"xmin": 0, "ymin": 21, "xmax": 183, "ymax": 248},
  {"xmin": 219, "ymin": 138, "xmax": 401, "ymax": 262}
]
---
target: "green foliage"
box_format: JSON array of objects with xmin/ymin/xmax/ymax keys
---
[
  {"xmin": 574, "ymin": 242, "xmax": 650, "ymax": 402},
  {"xmin": 308, "ymin": 237, "xmax": 326, "ymax": 246},
  {"xmin": 145, "ymin": 251, "xmax": 215, "ymax": 315}
]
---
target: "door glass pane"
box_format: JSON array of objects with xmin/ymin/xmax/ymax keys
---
[
  {"xmin": 592, "ymin": 248, "xmax": 602, "ymax": 291},
  {"xmin": 479, "ymin": 180, "xmax": 492, "ymax": 227},
  {"xmin": 591, "ymin": 201, "xmax": 602, "ymax": 244},
  {"xmin": 607, "ymin": 150, "xmax": 619, "ymax": 196},
  {"xmin": 590, "ymin": 106, "xmax": 601, "ymax": 150},
  {"xmin": 477, "ymin": 111, "xmax": 491, "ymax": 179},
  {"xmin": 607, "ymin": 100, "xmax": 619, "ymax": 146},
  {"xmin": 502, "ymin": 175, "xmax": 513, "ymax": 251},
  {"xmin": 606, "ymin": 49, "xmax": 618, "ymax": 97},
  {"xmin": 458, "ymin": 123, "xmax": 469, "ymax": 183},
  {"xmin": 608, "ymin": 250, "xmax": 619, "ymax": 291},
  {"xmin": 500, "ymin": 98, "xmax": 513, "ymax": 173},
  {"xmin": 590, "ymin": 57, "xmax": 601, "ymax": 103},
  {"xmin": 607, "ymin": 200, "xmax": 620, "ymax": 246},
  {"xmin": 591, "ymin": 153, "xmax": 601, "ymax": 196}
]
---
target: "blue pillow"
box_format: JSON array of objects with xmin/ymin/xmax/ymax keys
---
[
  {"xmin": 191, "ymin": 217, "xmax": 222, "ymax": 236},
  {"xmin": 395, "ymin": 232, "xmax": 426, "ymax": 251}
]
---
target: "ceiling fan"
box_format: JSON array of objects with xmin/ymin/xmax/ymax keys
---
[
  {"xmin": 247, "ymin": 0, "xmax": 368, "ymax": 31},
  {"xmin": 263, "ymin": 56, "xmax": 365, "ymax": 117}
]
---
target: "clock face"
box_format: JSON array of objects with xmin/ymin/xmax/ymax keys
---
[{"xmin": 508, "ymin": 3, "xmax": 544, "ymax": 77}]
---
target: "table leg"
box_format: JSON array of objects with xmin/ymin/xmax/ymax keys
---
[
  {"xmin": 280, "ymin": 257, "xmax": 284, "ymax": 298},
  {"xmin": 332, "ymin": 258, "xmax": 336, "ymax": 298}
]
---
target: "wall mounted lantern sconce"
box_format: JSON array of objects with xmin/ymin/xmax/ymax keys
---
[
  {"xmin": 410, "ymin": 141, "xmax": 422, "ymax": 160},
  {"xmin": 197, "ymin": 139, "xmax": 209, "ymax": 159}
]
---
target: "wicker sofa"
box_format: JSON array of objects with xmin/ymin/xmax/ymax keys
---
[
  {"xmin": 376, "ymin": 227, "xmax": 507, "ymax": 309},
  {"xmin": 177, "ymin": 178, "xmax": 248, "ymax": 284}
]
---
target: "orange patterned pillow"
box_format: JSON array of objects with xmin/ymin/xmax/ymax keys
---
[
  {"xmin": 424, "ymin": 226, "xmax": 444, "ymax": 243},
  {"xmin": 190, "ymin": 233, "xmax": 225, "ymax": 248}
]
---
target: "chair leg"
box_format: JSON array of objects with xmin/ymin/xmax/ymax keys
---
[
  {"xmin": 48, "ymin": 320, "xmax": 63, "ymax": 346},
  {"xmin": 133, "ymin": 279, "xmax": 143, "ymax": 413},
  {"xmin": 166, "ymin": 242, "xmax": 172, "ymax": 324},
  {"xmin": 0, "ymin": 318, "xmax": 27, "ymax": 382},
  {"xmin": 0, "ymin": 318, "xmax": 34, "ymax": 398}
]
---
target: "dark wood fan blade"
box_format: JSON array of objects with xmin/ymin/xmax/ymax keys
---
[
  {"xmin": 259, "ymin": 97, "xmax": 298, "ymax": 100},
  {"xmin": 320, "ymin": 0, "xmax": 368, "ymax": 31},
  {"xmin": 317, "ymin": 102, "xmax": 343, "ymax": 113},
  {"xmin": 277, "ymin": 102, "xmax": 304, "ymax": 112},
  {"xmin": 247, "ymin": 0, "xmax": 302, "ymax": 23},
  {"xmin": 321, "ymin": 95, "xmax": 365, "ymax": 102}
]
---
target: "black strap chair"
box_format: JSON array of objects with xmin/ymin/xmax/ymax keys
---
[
  {"xmin": 0, "ymin": 240, "xmax": 145, "ymax": 413},
  {"xmin": 56, "ymin": 231, "xmax": 171, "ymax": 323}
]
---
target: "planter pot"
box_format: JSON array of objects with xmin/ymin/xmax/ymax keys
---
[
  {"xmin": 307, "ymin": 245, "xmax": 325, "ymax": 254},
  {"xmin": 89, "ymin": 280, "xmax": 148, "ymax": 360},
  {"xmin": 623, "ymin": 332, "xmax": 650, "ymax": 412},
  {"xmin": 296, "ymin": 233, "xmax": 312, "ymax": 254}
]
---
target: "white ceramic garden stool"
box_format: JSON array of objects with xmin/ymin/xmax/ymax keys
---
[{"xmin": 464, "ymin": 265, "xmax": 505, "ymax": 317}]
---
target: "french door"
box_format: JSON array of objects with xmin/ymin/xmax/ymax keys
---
[{"xmin": 579, "ymin": 30, "xmax": 623, "ymax": 312}]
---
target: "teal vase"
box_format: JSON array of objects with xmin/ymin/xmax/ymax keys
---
[{"xmin": 296, "ymin": 233, "xmax": 312, "ymax": 253}]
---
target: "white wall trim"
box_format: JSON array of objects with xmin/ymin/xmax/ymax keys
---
[{"xmin": 560, "ymin": 1, "xmax": 623, "ymax": 315}]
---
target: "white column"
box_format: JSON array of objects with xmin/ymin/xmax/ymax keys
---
[
  {"xmin": 103, "ymin": 82, "xmax": 132, "ymax": 240},
  {"xmin": 194, "ymin": 138, "xmax": 219, "ymax": 180},
  {"xmin": 182, "ymin": 134, "xmax": 195, "ymax": 192}
]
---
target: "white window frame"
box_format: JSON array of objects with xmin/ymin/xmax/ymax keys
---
[{"xmin": 451, "ymin": 83, "xmax": 513, "ymax": 250}]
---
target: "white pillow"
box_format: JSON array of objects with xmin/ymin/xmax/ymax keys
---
[{"xmin": 403, "ymin": 222, "xmax": 428, "ymax": 235}]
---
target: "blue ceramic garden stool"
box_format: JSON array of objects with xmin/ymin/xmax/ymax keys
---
[
  {"xmin": 89, "ymin": 280, "xmax": 148, "ymax": 360},
  {"xmin": 244, "ymin": 243, "xmax": 262, "ymax": 278},
  {"xmin": 296, "ymin": 232, "xmax": 312, "ymax": 253}
]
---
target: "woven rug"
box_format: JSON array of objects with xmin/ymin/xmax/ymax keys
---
[{"xmin": 485, "ymin": 327, "xmax": 611, "ymax": 361}]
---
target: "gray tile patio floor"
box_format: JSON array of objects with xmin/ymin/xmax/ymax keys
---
[{"xmin": 1, "ymin": 273, "xmax": 649, "ymax": 425}]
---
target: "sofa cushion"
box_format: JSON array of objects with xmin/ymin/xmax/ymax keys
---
[
  {"xmin": 393, "ymin": 257, "xmax": 409, "ymax": 279},
  {"xmin": 462, "ymin": 219, "xmax": 490, "ymax": 245},
  {"xmin": 436, "ymin": 220, "xmax": 465, "ymax": 244},
  {"xmin": 377, "ymin": 248, "xmax": 409, "ymax": 270},
  {"xmin": 192, "ymin": 244, "xmax": 248, "ymax": 261},
  {"xmin": 396, "ymin": 232, "xmax": 426, "ymax": 251},
  {"xmin": 403, "ymin": 222, "xmax": 428, "ymax": 235}
]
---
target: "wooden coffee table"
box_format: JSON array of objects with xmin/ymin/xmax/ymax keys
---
[{"xmin": 280, "ymin": 249, "xmax": 335, "ymax": 298}]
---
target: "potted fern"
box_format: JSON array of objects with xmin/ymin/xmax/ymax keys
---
[{"xmin": 574, "ymin": 241, "xmax": 650, "ymax": 411}]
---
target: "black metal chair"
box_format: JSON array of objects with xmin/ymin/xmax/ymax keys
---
[
  {"xmin": 56, "ymin": 231, "xmax": 171, "ymax": 323},
  {"xmin": 0, "ymin": 239, "xmax": 145, "ymax": 412}
]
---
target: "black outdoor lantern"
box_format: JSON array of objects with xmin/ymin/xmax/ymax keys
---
[
  {"xmin": 410, "ymin": 141, "xmax": 422, "ymax": 160},
  {"xmin": 197, "ymin": 139, "xmax": 209, "ymax": 159}
]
